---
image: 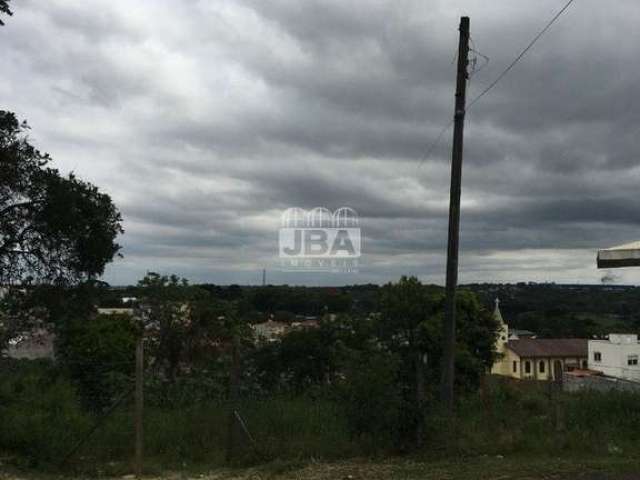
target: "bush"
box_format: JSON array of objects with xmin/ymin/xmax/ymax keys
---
[
  {"xmin": 334, "ymin": 350, "xmax": 402, "ymax": 450},
  {"xmin": 0, "ymin": 359, "xmax": 90, "ymax": 465},
  {"xmin": 7, "ymin": 358, "xmax": 640, "ymax": 471},
  {"xmin": 56, "ymin": 313, "xmax": 138, "ymax": 412}
]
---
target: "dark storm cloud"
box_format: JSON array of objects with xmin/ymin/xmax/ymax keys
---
[{"xmin": 2, "ymin": 0, "xmax": 640, "ymax": 285}]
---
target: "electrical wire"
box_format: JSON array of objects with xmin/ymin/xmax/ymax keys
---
[
  {"xmin": 467, "ymin": 0, "xmax": 576, "ymax": 110},
  {"xmin": 415, "ymin": 119, "xmax": 454, "ymax": 170},
  {"xmin": 416, "ymin": 0, "xmax": 576, "ymax": 170}
]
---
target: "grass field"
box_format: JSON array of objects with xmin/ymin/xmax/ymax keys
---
[{"xmin": 4, "ymin": 361, "xmax": 640, "ymax": 479}]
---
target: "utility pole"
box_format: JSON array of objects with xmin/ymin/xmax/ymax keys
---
[
  {"xmin": 262, "ymin": 268, "xmax": 266, "ymax": 287},
  {"xmin": 134, "ymin": 337, "xmax": 144, "ymax": 477},
  {"xmin": 440, "ymin": 16, "xmax": 470, "ymax": 412}
]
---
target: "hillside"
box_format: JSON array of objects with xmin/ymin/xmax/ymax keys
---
[{"xmin": 467, "ymin": 283, "xmax": 640, "ymax": 338}]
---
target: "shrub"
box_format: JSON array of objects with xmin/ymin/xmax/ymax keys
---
[
  {"xmin": 0, "ymin": 359, "xmax": 90, "ymax": 465},
  {"xmin": 57, "ymin": 313, "xmax": 138, "ymax": 412},
  {"xmin": 334, "ymin": 350, "xmax": 402, "ymax": 450}
]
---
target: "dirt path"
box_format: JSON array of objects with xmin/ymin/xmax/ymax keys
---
[{"xmin": 2, "ymin": 456, "xmax": 640, "ymax": 480}]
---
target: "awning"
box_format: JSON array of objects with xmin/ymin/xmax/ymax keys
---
[{"xmin": 597, "ymin": 241, "xmax": 640, "ymax": 269}]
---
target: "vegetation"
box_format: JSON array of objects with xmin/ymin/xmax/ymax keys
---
[
  {"xmin": 4, "ymin": 273, "xmax": 640, "ymax": 474},
  {"xmin": 92, "ymin": 282, "xmax": 640, "ymax": 340},
  {"xmin": 0, "ymin": 111, "xmax": 123, "ymax": 287},
  {"xmin": 470, "ymin": 282, "xmax": 640, "ymax": 337},
  {"xmin": 0, "ymin": 111, "xmax": 123, "ymax": 356},
  {"xmin": 3, "ymin": 359, "xmax": 640, "ymax": 476},
  {"xmin": 0, "ymin": 0, "xmax": 11, "ymax": 26},
  {"xmin": 0, "ymin": 276, "xmax": 500, "ymax": 469},
  {"xmin": 56, "ymin": 313, "xmax": 138, "ymax": 412},
  {"xmin": 0, "ymin": 113, "xmax": 123, "ymax": 407}
]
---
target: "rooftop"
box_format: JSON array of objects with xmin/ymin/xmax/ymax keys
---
[
  {"xmin": 507, "ymin": 338, "xmax": 587, "ymax": 358},
  {"xmin": 597, "ymin": 241, "xmax": 640, "ymax": 268}
]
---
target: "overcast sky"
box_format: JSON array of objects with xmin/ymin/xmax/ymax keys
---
[{"xmin": 2, "ymin": 0, "xmax": 640, "ymax": 286}]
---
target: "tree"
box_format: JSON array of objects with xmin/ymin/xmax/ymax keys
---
[
  {"xmin": 265, "ymin": 327, "xmax": 335, "ymax": 392},
  {"xmin": 57, "ymin": 312, "xmax": 139, "ymax": 412},
  {"xmin": 0, "ymin": 279, "xmax": 112, "ymax": 358},
  {"xmin": 379, "ymin": 276, "xmax": 442, "ymax": 447},
  {"xmin": 137, "ymin": 273, "xmax": 249, "ymax": 403},
  {"xmin": 450, "ymin": 290, "xmax": 500, "ymax": 390},
  {"xmin": 0, "ymin": 0, "xmax": 11, "ymax": 26},
  {"xmin": 137, "ymin": 273, "xmax": 204, "ymax": 386},
  {"xmin": 378, "ymin": 277, "xmax": 499, "ymax": 447},
  {"xmin": 0, "ymin": 111, "xmax": 123, "ymax": 285},
  {"xmin": 335, "ymin": 348, "xmax": 402, "ymax": 448},
  {"xmin": 249, "ymin": 313, "xmax": 374, "ymax": 394}
]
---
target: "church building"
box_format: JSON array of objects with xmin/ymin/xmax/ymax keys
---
[{"xmin": 491, "ymin": 299, "xmax": 588, "ymax": 380}]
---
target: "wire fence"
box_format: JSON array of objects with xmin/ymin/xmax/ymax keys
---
[
  {"xmin": 3, "ymin": 333, "xmax": 640, "ymax": 476},
  {"xmin": 0, "ymin": 337, "xmax": 269, "ymax": 472}
]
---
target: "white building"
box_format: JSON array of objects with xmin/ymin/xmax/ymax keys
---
[
  {"xmin": 589, "ymin": 334, "xmax": 640, "ymax": 381},
  {"xmin": 97, "ymin": 307, "xmax": 135, "ymax": 316},
  {"xmin": 252, "ymin": 319, "xmax": 288, "ymax": 342}
]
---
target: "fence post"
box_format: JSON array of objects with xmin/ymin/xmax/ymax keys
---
[
  {"xmin": 415, "ymin": 351, "xmax": 425, "ymax": 448},
  {"xmin": 554, "ymin": 367, "xmax": 565, "ymax": 433},
  {"xmin": 135, "ymin": 337, "xmax": 144, "ymax": 477},
  {"xmin": 226, "ymin": 334, "xmax": 241, "ymax": 463}
]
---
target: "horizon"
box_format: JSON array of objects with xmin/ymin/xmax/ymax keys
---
[{"xmin": 106, "ymin": 279, "xmax": 640, "ymax": 288}]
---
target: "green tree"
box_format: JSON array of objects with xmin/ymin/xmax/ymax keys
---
[
  {"xmin": 0, "ymin": 280, "xmax": 106, "ymax": 354},
  {"xmin": 377, "ymin": 277, "xmax": 499, "ymax": 447},
  {"xmin": 137, "ymin": 273, "xmax": 250, "ymax": 404},
  {"xmin": 137, "ymin": 273, "xmax": 206, "ymax": 387},
  {"xmin": 378, "ymin": 276, "xmax": 442, "ymax": 447},
  {"xmin": 250, "ymin": 314, "xmax": 373, "ymax": 393},
  {"xmin": 272, "ymin": 327, "xmax": 334, "ymax": 391},
  {"xmin": 0, "ymin": 111, "xmax": 123, "ymax": 285},
  {"xmin": 335, "ymin": 348, "xmax": 402, "ymax": 449},
  {"xmin": 450, "ymin": 289, "xmax": 500, "ymax": 390},
  {"xmin": 57, "ymin": 312, "xmax": 139, "ymax": 411},
  {"xmin": 0, "ymin": 0, "xmax": 11, "ymax": 26}
]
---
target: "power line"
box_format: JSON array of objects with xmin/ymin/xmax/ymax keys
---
[
  {"xmin": 416, "ymin": 0, "xmax": 576, "ymax": 170},
  {"xmin": 467, "ymin": 0, "xmax": 576, "ymax": 110},
  {"xmin": 416, "ymin": 119, "xmax": 454, "ymax": 169}
]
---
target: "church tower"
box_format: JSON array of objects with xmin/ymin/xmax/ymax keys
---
[{"xmin": 491, "ymin": 297, "xmax": 509, "ymax": 375}]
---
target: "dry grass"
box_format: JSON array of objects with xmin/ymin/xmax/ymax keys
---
[
  {"xmin": 5, "ymin": 456, "xmax": 637, "ymax": 480},
  {"xmin": 185, "ymin": 457, "xmax": 640, "ymax": 480},
  {"xmin": 0, "ymin": 456, "xmax": 640, "ymax": 480},
  {"xmin": 218, "ymin": 457, "xmax": 640, "ymax": 480}
]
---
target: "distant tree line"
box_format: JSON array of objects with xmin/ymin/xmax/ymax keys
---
[
  {"xmin": 96, "ymin": 281, "xmax": 640, "ymax": 339},
  {"xmin": 470, "ymin": 283, "xmax": 640, "ymax": 338}
]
